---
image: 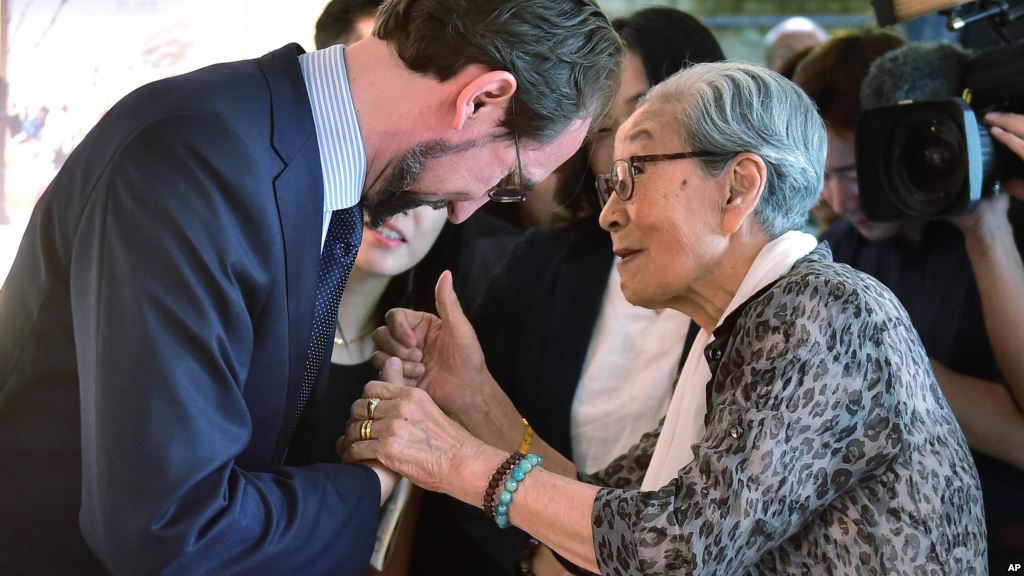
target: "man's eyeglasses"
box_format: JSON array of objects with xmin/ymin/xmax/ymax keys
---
[
  {"xmin": 595, "ymin": 151, "xmax": 716, "ymax": 205},
  {"xmin": 488, "ymin": 99, "xmax": 527, "ymax": 203}
]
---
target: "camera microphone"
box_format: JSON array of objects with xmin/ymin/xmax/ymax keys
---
[{"xmin": 860, "ymin": 42, "xmax": 971, "ymax": 107}]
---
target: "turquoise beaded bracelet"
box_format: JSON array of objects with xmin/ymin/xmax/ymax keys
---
[{"xmin": 493, "ymin": 453, "xmax": 543, "ymax": 529}]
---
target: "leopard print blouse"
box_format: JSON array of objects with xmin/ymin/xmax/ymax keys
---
[{"xmin": 587, "ymin": 245, "xmax": 987, "ymax": 575}]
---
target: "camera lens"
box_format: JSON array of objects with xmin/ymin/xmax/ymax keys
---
[
  {"xmin": 887, "ymin": 112, "xmax": 965, "ymax": 216},
  {"xmin": 903, "ymin": 122, "xmax": 960, "ymax": 187}
]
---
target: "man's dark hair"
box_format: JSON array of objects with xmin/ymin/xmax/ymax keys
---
[
  {"xmin": 375, "ymin": 0, "xmax": 623, "ymax": 144},
  {"xmin": 315, "ymin": 0, "xmax": 384, "ymax": 49}
]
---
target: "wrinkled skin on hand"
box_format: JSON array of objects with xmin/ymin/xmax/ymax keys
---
[
  {"xmin": 369, "ymin": 270, "xmax": 490, "ymax": 417},
  {"xmin": 338, "ymin": 357, "xmax": 484, "ymax": 495}
]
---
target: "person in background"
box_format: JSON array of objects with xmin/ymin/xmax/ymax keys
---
[
  {"xmin": 796, "ymin": 36, "xmax": 1024, "ymax": 566},
  {"xmin": 764, "ymin": 16, "xmax": 827, "ymax": 72},
  {"xmin": 17, "ymin": 105, "xmax": 49, "ymax": 142},
  {"xmin": 355, "ymin": 60, "xmax": 986, "ymax": 575},
  {"xmin": 409, "ymin": 8, "xmax": 724, "ymax": 575},
  {"xmin": 0, "ymin": 0, "xmax": 622, "ymax": 573},
  {"xmin": 287, "ymin": 206, "xmax": 448, "ymax": 576},
  {"xmin": 315, "ymin": 0, "xmax": 381, "ymax": 47},
  {"xmin": 791, "ymin": 30, "xmax": 905, "ymax": 232},
  {"xmin": 775, "ymin": 46, "xmax": 813, "ymax": 81}
]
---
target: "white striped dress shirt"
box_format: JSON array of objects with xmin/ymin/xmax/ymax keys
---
[{"xmin": 297, "ymin": 45, "xmax": 367, "ymax": 250}]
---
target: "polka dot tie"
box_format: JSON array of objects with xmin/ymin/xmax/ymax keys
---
[{"xmin": 294, "ymin": 205, "xmax": 363, "ymax": 427}]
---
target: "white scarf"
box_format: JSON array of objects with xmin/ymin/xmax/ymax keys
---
[{"xmin": 640, "ymin": 231, "xmax": 818, "ymax": 491}]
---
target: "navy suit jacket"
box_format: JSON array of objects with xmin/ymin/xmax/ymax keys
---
[{"xmin": 0, "ymin": 45, "xmax": 379, "ymax": 575}]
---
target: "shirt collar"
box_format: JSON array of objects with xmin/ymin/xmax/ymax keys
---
[{"xmin": 297, "ymin": 44, "xmax": 366, "ymax": 212}]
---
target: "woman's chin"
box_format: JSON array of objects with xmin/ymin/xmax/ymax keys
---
[
  {"xmin": 619, "ymin": 282, "xmax": 656, "ymax": 310},
  {"xmin": 354, "ymin": 259, "xmax": 413, "ymax": 279}
]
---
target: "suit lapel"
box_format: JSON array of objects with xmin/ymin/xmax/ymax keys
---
[{"xmin": 257, "ymin": 44, "xmax": 327, "ymax": 464}]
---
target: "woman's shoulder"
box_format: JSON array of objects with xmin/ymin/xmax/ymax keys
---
[{"xmin": 759, "ymin": 244, "xmax": 909, "ymax": 327}]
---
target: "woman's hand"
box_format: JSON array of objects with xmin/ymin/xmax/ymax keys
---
[
  {"xmin": 370, "ymin": 270, "xmax": 489, "ymax": 417},
  {"xmin": 339, "ymin": 357, "xmax": 486, "ymax": 496}
]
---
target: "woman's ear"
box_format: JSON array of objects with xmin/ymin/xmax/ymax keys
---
[
  {"xmin": 451, "ymin": 70, "xmax": 517, "ymax": 131},
  {"xmin": 721, "ymin": 152, "xmax": 767, "ymax": 235}
]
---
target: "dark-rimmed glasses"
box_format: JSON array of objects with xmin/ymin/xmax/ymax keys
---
[
  {"xmin": 487, "ymin": 99, "xmax": 527, "ymax": 203},
  {"xmin": 596, "ymin": 151, "xmax": 717, "ymax": 205}
]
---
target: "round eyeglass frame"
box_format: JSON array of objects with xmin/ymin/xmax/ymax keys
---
[{"xmin": 595, "ymin": 151, "xmax": 717, "ymax": 205}]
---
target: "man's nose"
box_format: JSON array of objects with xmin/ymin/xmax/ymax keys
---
[
  {"xmin": 824, "ymin": 179, "xmax": 857, "ymax": 216},
  {"xmin": 447, "ymin": 196, "xmax": 491, "ymax": 224}
]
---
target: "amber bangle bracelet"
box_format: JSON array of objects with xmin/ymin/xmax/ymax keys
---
[{"xmin": 518, "ymin": 418, "xmax": 534, "ymax": 454}]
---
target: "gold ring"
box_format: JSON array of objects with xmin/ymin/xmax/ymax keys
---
[
  {"xmin": 360, "ymin": 419, "xmax": 374, "ymax": 441},
  {"xmin": 367, "ymin": 397, "xmax": 381, "ymax": 420}
]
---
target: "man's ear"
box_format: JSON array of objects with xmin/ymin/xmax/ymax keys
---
[
  {"xmin": 720, "ymin": 152, "xmax": 767, "ymax": 236},
  {"xmin": 451, "ymin": 70, "xmax": 517, "ymax": 131}
]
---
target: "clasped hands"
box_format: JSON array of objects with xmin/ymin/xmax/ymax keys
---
[{"xmin": 336, "ymin": 270, "xmax": 493, "ymax": 499}]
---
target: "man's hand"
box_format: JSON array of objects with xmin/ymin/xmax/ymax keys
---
[
  {"xmin": 949, "ymin": 113, "xmax": 1024, "ymax": 239},
  {"xmin": 986, "ymin": 111, "xmax": 1024, "ymax": 198},
  {"xmin": 370, "ymin": 270, "xmax": 489, "ymax": 417}
]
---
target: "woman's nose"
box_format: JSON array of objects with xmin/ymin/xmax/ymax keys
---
[{"xmin": 598, "ymin": 193, "xmax": 627, "ymax": 232}]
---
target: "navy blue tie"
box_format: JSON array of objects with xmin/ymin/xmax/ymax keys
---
[{"xmin": 294, "ymin": 205, "xmax": 363, "ymax": 426}]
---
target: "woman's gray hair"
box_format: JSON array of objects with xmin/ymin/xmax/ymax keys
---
[{"xmin": 643, "ymin": 61, "xmax": 826, "ymax": 238}]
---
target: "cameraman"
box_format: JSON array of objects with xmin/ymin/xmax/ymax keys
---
[{"xmin": 795, "ymin": 36, "xmax": 1024, "ymax": 561}]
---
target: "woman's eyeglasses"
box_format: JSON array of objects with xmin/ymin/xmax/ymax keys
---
[{"xmin": 595, "ymin": 151, "xmax": 716, "ymax": 205}]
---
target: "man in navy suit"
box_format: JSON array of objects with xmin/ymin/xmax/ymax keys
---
[{"xmin": 0, "ymin": 1, "xmax": 622, "ymax": 573}]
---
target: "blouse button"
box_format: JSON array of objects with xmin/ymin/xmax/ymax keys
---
[
  {"xmin": 709, "ymin": 348, "xmax": 723, "ymax": 361},
  {"xmin": 728, "ymin": 424, "xmax": 744, "ymax": 439}
]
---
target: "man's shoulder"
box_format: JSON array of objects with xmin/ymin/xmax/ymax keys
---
[{"xmin": 109, "ymin": 45, "xmax": 304, "ymax": 138}]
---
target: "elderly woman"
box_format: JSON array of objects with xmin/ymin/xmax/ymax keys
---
[{"xmin": 343, "ymin": 62, "xmax": 987, "ymax": 574}]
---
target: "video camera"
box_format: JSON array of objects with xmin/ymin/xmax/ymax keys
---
[{"xmin": 857, "ymin": 0, "xmax": 1024, "ymax": 220}]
